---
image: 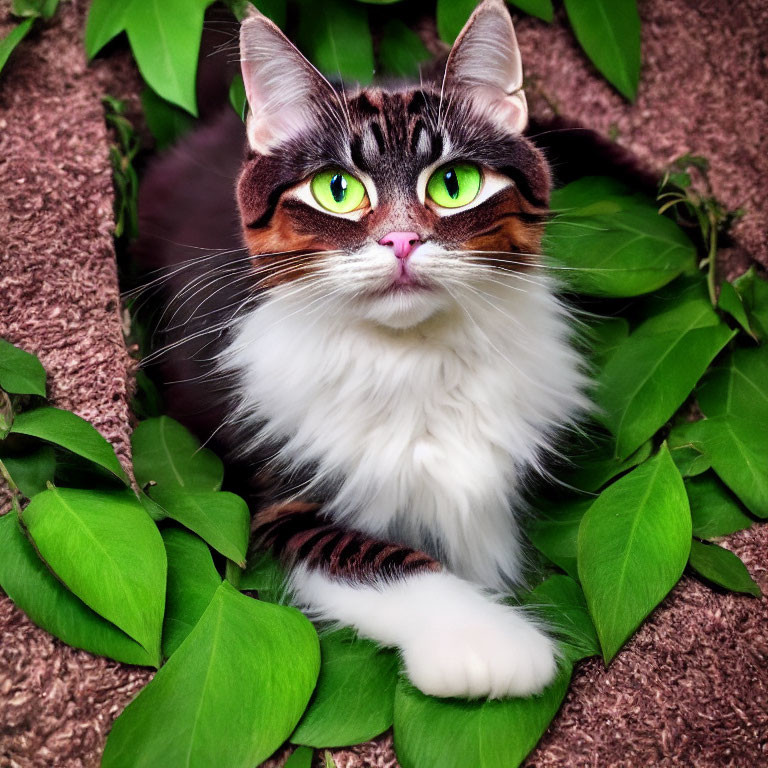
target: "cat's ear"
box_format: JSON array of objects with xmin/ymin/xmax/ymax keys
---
[
  {"xmin": 444, "ymin": 0, "xmax": 528, "ymax": 134},
  {"xmin": 240, "ymin": 8, "xmax": 339, "ymax": 153}
]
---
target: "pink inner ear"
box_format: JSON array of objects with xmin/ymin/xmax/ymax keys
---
[{"xmin": 495, "ymin": 92, "xmax": 528, "ymax": 134}]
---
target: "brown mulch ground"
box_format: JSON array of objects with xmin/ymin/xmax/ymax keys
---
[{"xmin": 1, "ymin": 0, "xmax": 766, "ymax": 766}]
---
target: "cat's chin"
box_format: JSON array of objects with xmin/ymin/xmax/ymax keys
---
[{"xmin": 359, "ymin": 285, "xmax": 453, "ymax": 329}]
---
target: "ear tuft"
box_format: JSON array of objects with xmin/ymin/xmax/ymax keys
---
[
  {"xmin": 444, "ymin": 0, "xmax": 528, "ymax": 134},
  {"xmin": 240, "ymin": 11, "xmax": 339, "ymax": 153}
]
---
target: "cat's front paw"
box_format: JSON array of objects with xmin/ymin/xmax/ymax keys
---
[{"xmin": 401, "ymin": 600, "xmax": 558, "ymax": 700}]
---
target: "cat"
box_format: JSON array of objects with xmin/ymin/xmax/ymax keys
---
[{"xmin": 136, "ymin": 0, "xmax": 589, "ymax": 699}]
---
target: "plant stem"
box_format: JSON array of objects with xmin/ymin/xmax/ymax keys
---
[
  {"xmin": 0, "ymin": 457, "xmax": 20, "ymax": 496},
  {"xmin": 706, "ymin": 208, "xmax": 719, "ymax": 306}
]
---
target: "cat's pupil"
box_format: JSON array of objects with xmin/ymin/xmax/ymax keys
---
[
  {"xmin": 443, "ymin": 168, "xmax": 460, "ymax": 199},
  {"xmin": 330, "ymin": 174, "xmax": 347, "ymax": 203}
]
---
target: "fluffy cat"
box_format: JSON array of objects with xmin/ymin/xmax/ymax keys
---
[{"xmin": 137, "ymin": 0, "xmax": 588, "ymax": 699}]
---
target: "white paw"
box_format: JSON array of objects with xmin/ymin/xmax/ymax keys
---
[{"xmin": 401, "ymin": 599, "xmax": 558, "ymax": 699}]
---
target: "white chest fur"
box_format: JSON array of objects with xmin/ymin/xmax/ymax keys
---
[{"xmin": 222, "ymin": 278, "xmax": 585, "ymax": 589}]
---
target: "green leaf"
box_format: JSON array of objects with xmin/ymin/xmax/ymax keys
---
[
  {"xmin": 436, "ymin": 0, "xmax": 476, "ymax": 43},
  {"xmin": 697, "ymin": 345, "xmax": 768, "ymax": 424},
  {"xmin": 523, "ymin": 574, "xmax": 599, "ymax": 663},
  {"xmin": 292, "ymin": 628, "xmax": 398, "ymax": 747},
  {"xmin": 84, "ymin": 0, "xmax": 127, "ymax": 58},
  {"xmin": 688, "ymin": 540, "xmax": 761, "ymax": 597},
  {"xmin": 686, "ymin": 474, "xmax": 752, "ymax": 540},
  {"xmin": 229, "ymin": 73, "xmax": 247, "ymax": 121},
  {"xmin": 124, "ymin": 0, "xmax": 209, "ymax": 115},
  {"xmin": 676, "ymin": 416, "xmax": 768, "ymax": 518},
  {"xmin": 131, "ymin": 416, "xmax": 223, "ymax": 493},
  {"xmin": 11, "ymin": 406, "xmax": 128, "ymax": 483},
  {"xmin": 161, "ymin": 528, "xmax": 221, "ymax": 658},
  {"xmin": 545, "ymin": 179, "xmax": 697, "ymax": 297},
  {"xmin": 1, "ymin": 445, "xmax": 55, "ymax": 497},
  {"xmin": 578, "ymin": 445, "xmax": 691, "ymax": 661},
  {"xmin": 20, "ymin": 487, "xmax": 166, "ymax": 663},
  {"xmin": 732, "ymin": 266, "xmax": 768, "ymax": 341},
  {"xmin": 150, "ymin": 489, "xmax": 250, "ymax": 565},
  {"xmin": 285, "ymin": 747, "xmax": 314, "ymax": 768},
  {"xmin": 508, "ymin": 0, "xmax": 553, "ymax": 22},
  {"xmin": 393, "ymin": 666, "xmax": 572, "ymax": 768},
  {"xmin": 597, "ymin": 289, "xmax": 735, "ymax": 457},
  {"xmin": 669, "ymin": 442, "xmax": 711, "ymax": 477},
  {"xmin": 378, "ymin": 19, "xmax": 431, "ymax": 78},
  {"xmin": 141, "ymin": 86, "xmax": 195, "ymax": 150},
  {"xmin": 0, "ymin": 512, "xmax": 155, "ymax": 666},
  {"xmin": 563, "ymin": 0, "xmax": 641, "ymax": 100},
  {"xmin": 717, "ymin": 280, "xmax": 753, "ymax": 337},
  {"xmin": 586, "ymin": 316, "xmax": 629, "ymax": 368},
  {"xmin": 559, "ymin": 433, "xmax": 652, "ymax": 492},
  {"xmin": 527, "ymin": 498, "xmax": 592, "ymax": 579},
  {"xmin": 297, "ymin": 0, "xmax": 374, "ymax": 83},
  {"xmin": 0, "ymin": 18, "xmax": 34, "ymax": 75},
  {"xmin": 0, "ymin": 338, "xmax": 46, "ymax": 396},
  {"xmin": 102, "ymin": 582, "xmax": 320, "ymax": 768},
  {"xmin": 12, "ymin": 0, "xmax": 59, "ymax": 19},
  {"xmin": 240, "ymin": 548, "xmax": 289, "ymax": 603}
]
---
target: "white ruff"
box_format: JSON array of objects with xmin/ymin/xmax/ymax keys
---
[{"xmin": 220, "ymin": 244, "xmax": 587, "ymax": 590}]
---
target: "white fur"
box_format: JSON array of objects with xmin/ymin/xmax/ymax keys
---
[
  {"xmin": 221, "ymin": 244, "xmax": 587, "ymax": 590},
  {"xmin": 219, "ymin": 240, "xmax": 586, "ymax": 698},
  {"xmin": 292, "ymin": 566, "xmax": 559, "ymax": 699}
]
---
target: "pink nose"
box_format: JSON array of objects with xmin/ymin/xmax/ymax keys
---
[{"xmin": 378, "ymin": 231, "xmax": 421, "ymax": 261}]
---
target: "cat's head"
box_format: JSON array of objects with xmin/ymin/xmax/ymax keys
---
[{"xmin": 238, "ymin": 0, "xmax": 550, "ymax": 329}]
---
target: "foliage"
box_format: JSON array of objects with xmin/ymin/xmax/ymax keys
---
[
  {"xmin": 2, "ymin": 158, "xmax": 766, "ymax": 764},
  {"xmin": 0, "ymin": 0, "xmax": 764, "ymax": 765}
]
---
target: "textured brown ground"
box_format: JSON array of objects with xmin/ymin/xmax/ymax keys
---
[{"xmin": 0, "ymin": 0, "xmax": 766, "ymax": 766}]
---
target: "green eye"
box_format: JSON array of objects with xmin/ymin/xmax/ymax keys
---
[
  {"xmin": 426, "ymin": 163, "xmax": 482, "ymax": 209},
  {"xmin": 311, "ymin": 169, "xmax": 367, "ymax": 213}
]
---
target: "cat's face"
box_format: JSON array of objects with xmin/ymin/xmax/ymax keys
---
[{"xmin": 238, "ymin": 0, "xmax": 549, "ymax": 329}]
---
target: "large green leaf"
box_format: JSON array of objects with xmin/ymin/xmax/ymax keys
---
[
  {"xmin": 688, "ymin": 540, "xmax": 761, "ymax": 597},
  {"xmin": 161, "ymin": 528, "xmax": 221, "ymax": 658},
  {"xmin": 508, "ymin": 0, "xmax": 553, "ymax": 23},
  {"xmin": 436, "ymin": 0, "xmax": 476, "ymax": 43},
  {"xmin": 0, "ymin": 338, "xmax": 46, "ymax": 396},
  {"xmin": 21, "ymin": 487, "xmax": 166, "ymax": 663},
  {"xmin": 378, "ymin": 19, "xmax": 431, "ymax": 78},
  {"xmin": 545, "ymin": 180, "xmax": 696, "ymax": 297},
  {"xmin": 596, "ymin": 286, "xmax": 735, "ymax": 458},
  {"xmin": 0, "ymin": 18, "xmax": 34, "ymax": 76},
  {"xmin": 102, "ymin": 582, "xmax": 320, "ymax": 768},
  {"xmin": 11, "ymin": 406, "xmax": 128, "ymax": 483},
  {"xmin": 697, "ymin": 346, "xmax": 768, "ymax": 424},
  {"xmin": 676, "ymin": 416, "xmax": 768, "ymax": 518},
  {"xmin": 131, "ymin": 416, "xmax": 223, "ymax": 493},
  {"xmin": 151, "ymin": 489, "xmax": 250, "ymax": 565},
  {"xmin": 0, "ymin": 512, "xmax": 155, "ymax": 667},
  {"xmin": 292, "ymin": 628, "xmax": 398, "ymax": 748},
  {"xmin": 297, "ymin": 0, "xmax": 374, "ymax": 83},
  {"xmin": 578, "ymin": 445, "xmax": 691, "ymax": 661},
  {"xmin": 563, "ymin": 0, "xmax": 641, "ymax": 100},
  {"xmin": 1, "ymin": 445, "xmax": 55, "ymax": 497},
  {"xmin": 527, "ymin": 498, "xmax": 592, "ymax": 580},
  {"xmin": 393, "ymin": 666, "xmax": 572, "ymax": 768},
  {"xmin": 124, "ymin": 0, "xmax": 210, "ymax": 115},
  {"xmin": 686, "ymin": 474, "xmax": 753, "ymax": 540},
  {"xmin": 84, "ymin": 0, "xmax": 128, "ymax": 58},
  {"xmin": 523, "ymin": 574, "xmax": 599, "ymax": 663}
]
